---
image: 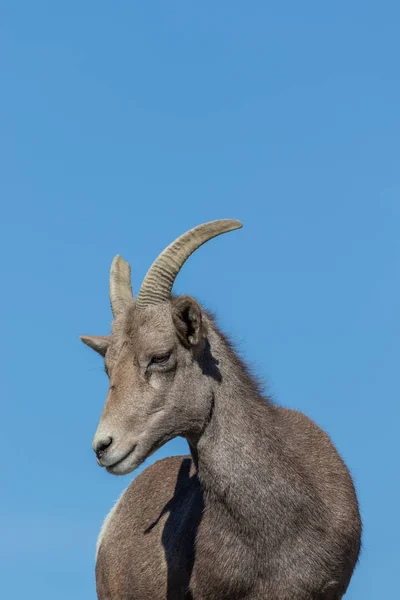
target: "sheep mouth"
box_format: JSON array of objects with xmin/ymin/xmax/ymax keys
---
[{"xmin": 106, "ymin": 445, "xmax": 138, "ymax": 475}]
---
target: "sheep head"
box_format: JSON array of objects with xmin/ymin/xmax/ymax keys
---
[{"xmin": 81, "ymin": 219, "xmax": 242, "ymax": 475}]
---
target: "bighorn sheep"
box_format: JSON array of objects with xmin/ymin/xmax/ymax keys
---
[{"xmin": 81, "ymin": 219, "xmax": 361, "ymax": 600}]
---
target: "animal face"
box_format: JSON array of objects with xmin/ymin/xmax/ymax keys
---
[
  {"xmin": 83, "ymin": 297, "xmax": 212, "ymax": 475},
  {"xmin": 81, "ymin": 219, "xmax": 242, "ymax": 475}
]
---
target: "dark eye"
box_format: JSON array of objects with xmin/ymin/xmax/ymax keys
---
[{"xmin": 150, "ymin": 353, "xmax": 171, "ymax": 366}]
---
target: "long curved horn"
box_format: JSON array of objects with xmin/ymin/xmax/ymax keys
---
[
  {"xmin": 109, "ymin": 255, "xmax": 134, "ymax": 317},
  {"xmin": 136, "ymin": 219, "xmax": 242, "ymax": 309}
]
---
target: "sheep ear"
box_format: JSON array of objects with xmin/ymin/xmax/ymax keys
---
[
  {"xmin": 172, "ymin": 296, "xmax": 204, "ymax": 348},
  {"xmin": 80, "ymin": 335, "xmax": 110, "ymax": 357}
]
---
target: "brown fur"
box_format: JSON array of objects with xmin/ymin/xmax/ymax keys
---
[{"xmin": 82, "ymin": 299, "xmax": 362, "ymax": 600}]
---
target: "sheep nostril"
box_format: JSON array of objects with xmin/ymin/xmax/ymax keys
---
[{"xmin": 94, "ymin": 436, "xmax": 113, "ymax": 459}]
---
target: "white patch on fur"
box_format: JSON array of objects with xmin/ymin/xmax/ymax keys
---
[
  {"xmin": 96, "ymin": 486, "xmax": 129, "ymax": 560},
  {"xmin": 149, "ymin": 373, "xmax": 162, "ymax": 390}
]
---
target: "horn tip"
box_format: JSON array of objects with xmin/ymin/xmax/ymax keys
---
[
  {"xmin": 111, "ymin": 254, "xmax": 123, "ymax": 265},
  {"xmin": 110, "ymin": 254, "xmax": 131, "ymax": 272},
  {"xmin": 231, "ymin": 219, "xmax": 243, "ymax": 229},
  {"xmin": 219, "ymin": 218, "xmax": 243, "ymax": 231},
  {"xmin": 208, "ymin": 218, "xmax": 243, "ymax": 230}
]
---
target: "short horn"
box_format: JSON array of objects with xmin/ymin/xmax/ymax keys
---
[
  {"xmin": 109, "ymin": 255, "xmax": 134, "ymax": 317},
  {"xmin": 136, "ymin": 219, "xmax": 242, "ymax": 309}
]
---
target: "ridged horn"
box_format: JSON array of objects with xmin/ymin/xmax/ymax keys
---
[
  {"xmin": 136, "ymin": 219, "xmax": 242, "ymax": 309},
  {"xmin": 109, "ymin": 255, "xmax": 134, "ymax": 317}
]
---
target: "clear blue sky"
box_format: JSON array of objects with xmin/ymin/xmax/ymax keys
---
[{"xmin": 1, "ymin": 2, "xmax": 399, "ymax": 598}]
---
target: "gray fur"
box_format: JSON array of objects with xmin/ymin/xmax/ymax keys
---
[{"xmin": 82, "ymin": 296, "xmax": 361, "ymax": 600}]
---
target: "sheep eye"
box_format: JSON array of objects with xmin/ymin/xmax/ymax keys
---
[{"xmin": 150, "ymin": 353, "xmax": 171, "ymax": 366}]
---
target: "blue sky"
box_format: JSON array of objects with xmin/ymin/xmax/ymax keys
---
[{"xmin": 1, "ymin": 2, "xmax": 399, "ymax": 598}]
